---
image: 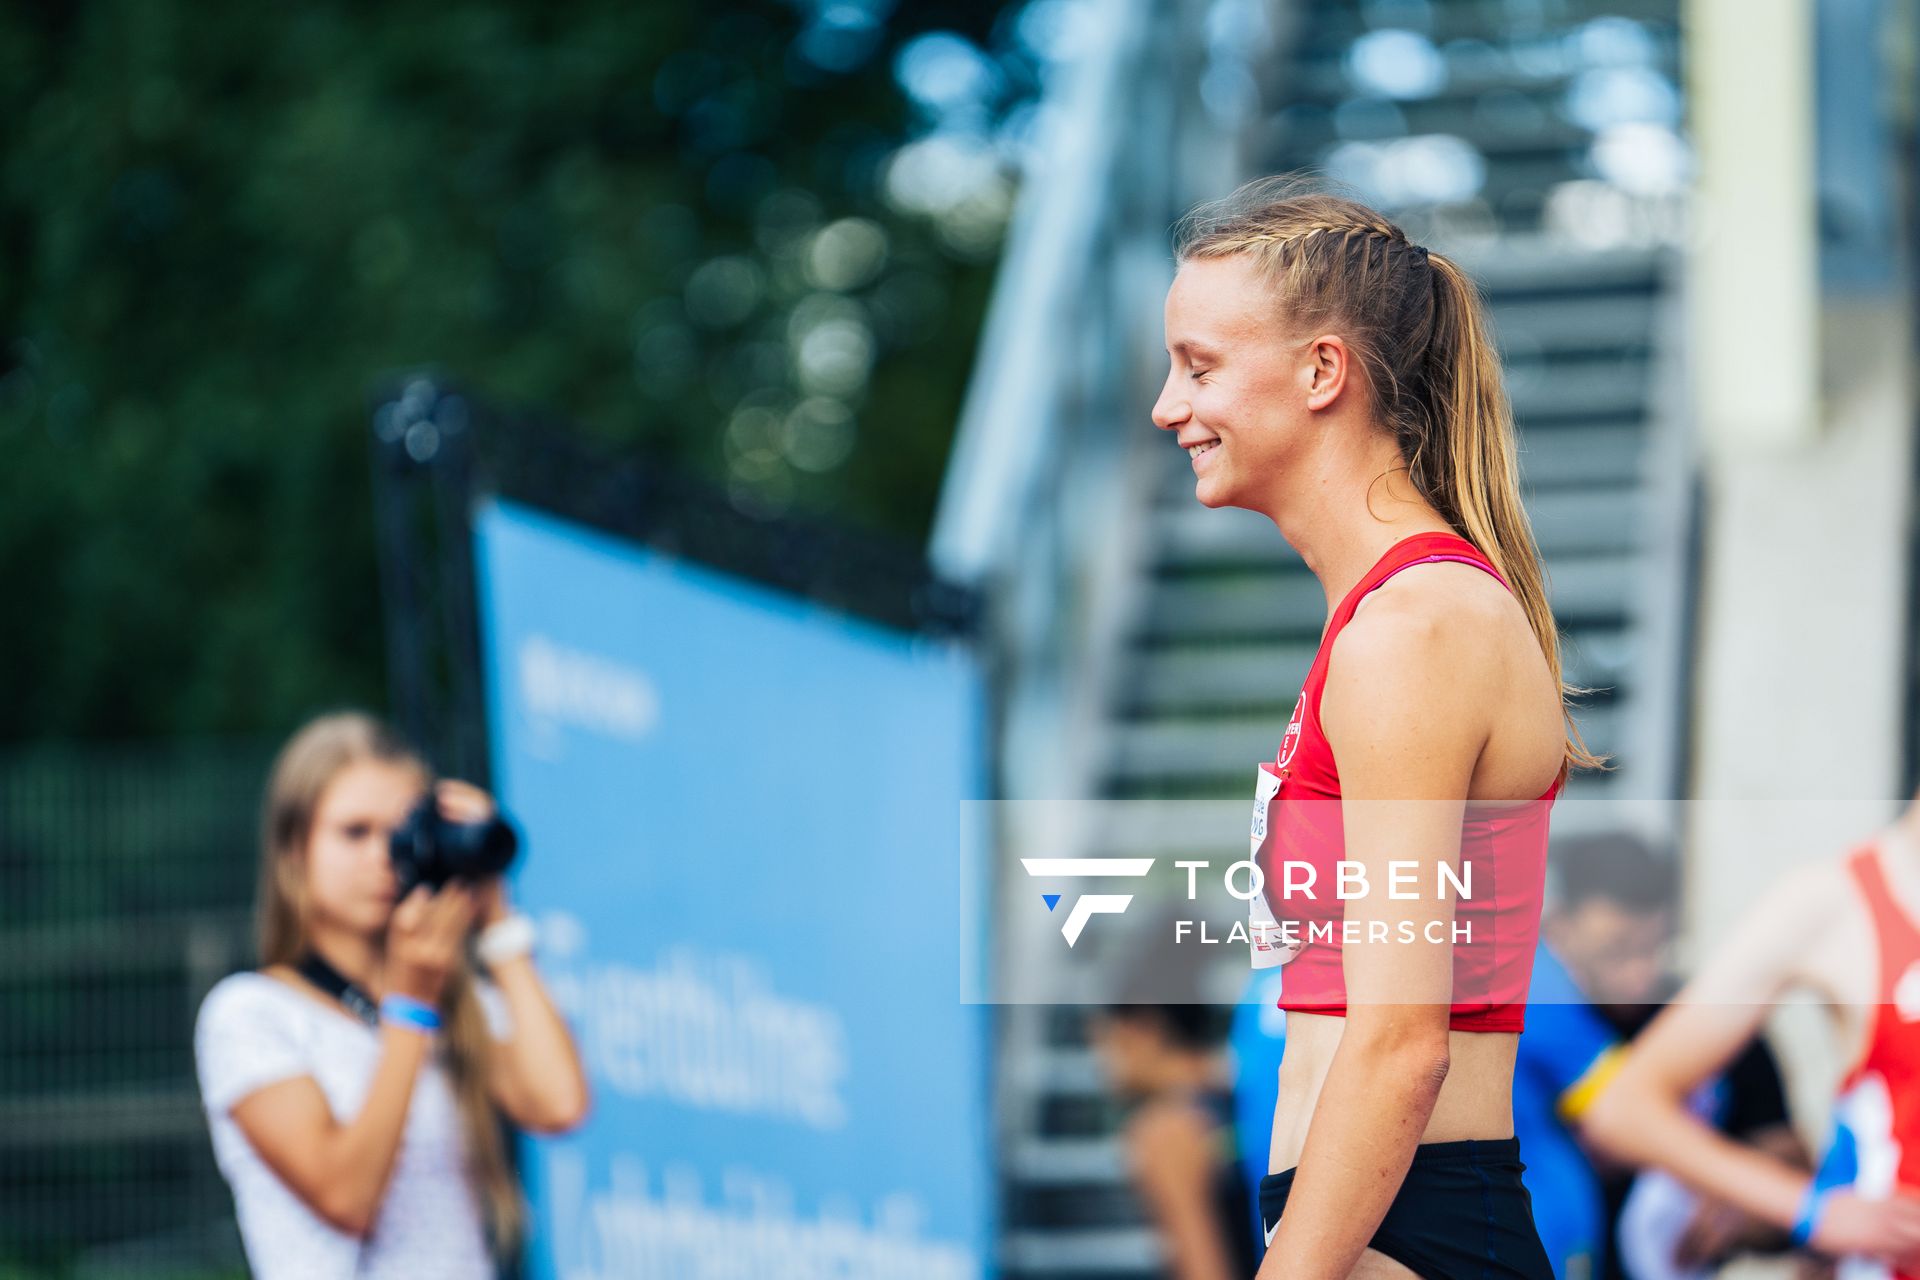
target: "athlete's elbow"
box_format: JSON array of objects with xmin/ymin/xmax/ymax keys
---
[
  {"xmin": 1385, "ymin": 1045, "xmax": 1452, "ymax": 1111},
  {"xmin": 1346, "ymin": 1021, "xmax": 1450, "ymax": 1097},
  {"xmin": 1408, "ymin": 1045, "xmax": 1451, "ymax": 1098}
]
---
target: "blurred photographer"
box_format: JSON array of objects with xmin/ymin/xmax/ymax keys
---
[{"xmin": 194, "ymin": 711, "xmax": 589, "ymax": 1278}]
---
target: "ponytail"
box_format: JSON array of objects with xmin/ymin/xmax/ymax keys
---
[{"xmin": 1423, "ymin": 253, "xmax": 1604, "ymax": 778}]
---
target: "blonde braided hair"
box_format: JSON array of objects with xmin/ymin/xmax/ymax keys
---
[{"xmin": 1171, "ymin": 176, "xmax": 1604, "ymax": 780}]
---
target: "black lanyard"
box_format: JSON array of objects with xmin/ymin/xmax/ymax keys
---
[{"xmin": 295, "ymin": 950, "xmax": 381, "ymax": 1027}]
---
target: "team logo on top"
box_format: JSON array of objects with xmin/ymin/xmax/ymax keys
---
[{"xmin": 1277, "ymin": 693, "xmax": 1304, "ymax": 769}]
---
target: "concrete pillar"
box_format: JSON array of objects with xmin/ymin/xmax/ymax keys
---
[{"xmin": 1683, "ymin": 0, "xmax": 1914, "ymax": 1236}]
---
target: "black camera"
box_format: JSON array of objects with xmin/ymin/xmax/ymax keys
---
[{"xmin": 388, "ymin": 796, "xmax": 520, "ymax": 893}]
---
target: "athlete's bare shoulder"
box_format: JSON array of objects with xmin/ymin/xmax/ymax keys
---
[
  {"xmin": 1320, "ymin": 568, "xmax": 1503, "ymax": 795},
  {"xmin": 1338, "ymin": 558, "xmax": 1510, "ymax": 659},
  {"xmin": 1328, "ymin": 560, "xmax": 1544, "ymax": 753}
]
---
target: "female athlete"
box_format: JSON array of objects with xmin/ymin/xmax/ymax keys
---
[{"xmin": 1151, "ymin": 178, "xmax": 1593, "ymax": 1279}]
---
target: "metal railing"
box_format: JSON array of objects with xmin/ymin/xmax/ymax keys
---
[{"xmin": 0, "ymin": 737, "xmax": 271, "ymax": 1277}]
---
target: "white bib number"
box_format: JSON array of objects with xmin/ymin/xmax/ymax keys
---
[{"xmin": 1250, "ymin": 762, "xmax": 1304, "ymax": 969}]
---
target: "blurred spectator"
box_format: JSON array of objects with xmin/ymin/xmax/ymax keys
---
[
  {"xmin": 1582, "ymin": 788, "xmax": 1920, "ymax": 1276},
  {"xmin": 1515, "ymin": 939, "xmax": 1623, "ymax": 1280},
  {"xmin": 1548, "ymin": 832, "xmax": 1806, "ymax": 1278},
  {"xmin": 194, "ymin": 712, "xmax": 587, "ymax": 1278},
  {"xmin": 1089, "ymin": 1000, "xmax": 1256, "ymax": 1280}
]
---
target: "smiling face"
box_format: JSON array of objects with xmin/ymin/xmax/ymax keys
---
[
  {"xmin": 1152, "ymin": 254, "xmax": 1343, "ymax": 513},
  {"xmin": 299, "ymin": 759, "xmax": 427, "ymax": 937}
]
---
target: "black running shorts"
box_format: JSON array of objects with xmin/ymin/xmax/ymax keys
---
[{"xmin": 1258, "ymin": 1137, "xmax": 1555, "ymax": 1279}]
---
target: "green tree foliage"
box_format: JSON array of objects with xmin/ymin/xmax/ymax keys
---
[{"xmin": 0, "ymin": 0, "xmax": 1034, "ymax": 742}]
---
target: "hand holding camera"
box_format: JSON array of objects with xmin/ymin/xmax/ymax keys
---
[
  {"xmin": 385, "ymin": 882, "xmax": 480, "ymax": 1005},
  {"xmin": 383, "ymin": 780, "xmax": 524, "ymax": 1002}
]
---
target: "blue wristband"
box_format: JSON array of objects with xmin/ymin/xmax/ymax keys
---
[
  {"xmin": 1790, "ymin": 1182, "xmax": 1827, "ymax": 1248},
  {"xmin": 380, "ymin": 993, "xmax": 442, "ymax": 1035}
]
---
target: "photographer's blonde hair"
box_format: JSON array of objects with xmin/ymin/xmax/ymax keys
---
[
  {"xmin": 1172, "ymin": 176, "xmax": 1604, "ymax": 781},
  {"xmin": 256, "ymin": 710, "xmax": 523, "ymax": 1253}
]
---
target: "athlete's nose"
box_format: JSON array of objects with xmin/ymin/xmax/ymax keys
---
[{"xmin": 1151, "ymin": 370, "xmax": 1188, "ymax": 432}]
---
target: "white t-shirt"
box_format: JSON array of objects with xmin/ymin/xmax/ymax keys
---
[{"xmin": 193, "ymin": 971, "xmax": 512, "ymax": 1280}]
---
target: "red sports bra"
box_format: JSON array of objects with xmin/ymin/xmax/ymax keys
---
[{"xmin": 1254, "ymin": 531, "xmax": 1561, "ymax": 1033}]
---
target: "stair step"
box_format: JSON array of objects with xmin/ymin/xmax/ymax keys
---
[
  {"xmin": 1067, "ymin": 769, "xmax": 1625, "ymax": 859},
  {"xmin": 1036, "ymin": 1092, "xmax": 1121, "ymax": 1140},
  {"xmin": 1274, "ymin": 102, "xmax": 1596, "ymax": 155},
  {"xmin": 1104, "ymin": 704, "xmax": 1622, "ymax": 787},
  {"xmin": 1301, "ymin": 0, "xmax": 1678, "ymax": 50},
  {"xmin": 1008, "ymin": 1136, "xmax": 1128, "ymax": 1185},
  {"xmin": 1517, "ymin": 424, "xmax": 1648, "ymax": 487},
  {"xmin": 0, "ymin": 1087, "xmax": 205, "ymax": 1146},
  {"xmin": 1120, "ymin": 616, "xmax": 1632, "ymax": 716},
  {"xmin": 1139, "ymin": 554, "xmax": 1640, "ymax": 639},
  {"xmin": 1011, "ymin": 1046, "xmax": 1107, "ymax": 1097},
  {"xmin": 1001, "ymin": 1227, "xmax": 1161, "ymax": 1276},
  {"xmin": 1153, "ymin": 422, "xmax": 1647, "ymax": 506},
  {"xmin": 1106, "ymin": 718, "xmax": 1290, "ymax": 786},
  {"xmin": 1448, "ymin": 239, "xmax": 1666, "ymax": 294},
  {"xmin": 1121, "ymin": 642, "xmax": 1317, "ymax": 715},
  {"xmin": 1491, "ymin": 296, "xmax": 1657, "ymax": 356},
  {"xmin": 1509, "ymin": 361, "xmax": 1652, "ymax": 421},
  {"xmin": 1006, "ymin": 1183, "xmax": 1151, "ymax": 1233},
  {"xmin": 1268, "ymin": 142, "xmax": 1608, "ymax": 210},
  {"xmin": 1286, "ymin": 31, "xmax": 1678, "ymax": 107},
  {"xmin": 1152, "ymin": 488, "xmax": 1644, "ymax": 572}
]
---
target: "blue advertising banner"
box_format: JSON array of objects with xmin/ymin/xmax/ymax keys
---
[{"xmin": 472, "ymin": 498, "xmax": 990, "ymax": 1280}]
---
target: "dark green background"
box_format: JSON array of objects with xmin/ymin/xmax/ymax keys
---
[{"xmin": 0, "ymin": 0, "xmax": 1026, "ymax": 743}]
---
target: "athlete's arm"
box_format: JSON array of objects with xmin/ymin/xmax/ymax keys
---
[
  {"xmin": 1584, "ymin": 864, "xmax": 1920, "ymax": 1260},
  {"xmin": 1258, "ymin": 592, "xmax": 1479, "ymax": 1279}
]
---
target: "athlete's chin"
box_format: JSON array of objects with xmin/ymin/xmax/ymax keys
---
[{"xmin": 1192, "ymin": 474, "xmax": 1238, "ymax": 509}]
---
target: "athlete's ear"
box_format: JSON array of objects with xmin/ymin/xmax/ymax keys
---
[{"xmin": 1304, "ymin": 334, "xmax": 1350, "ymax": 412}]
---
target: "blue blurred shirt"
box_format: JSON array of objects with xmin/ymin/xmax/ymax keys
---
[
  {"xmin": 1229, "ymin": 971, "xmax": 1289, "ymax": 1254},
  {"xmin": 1516, "ymin": 942, "xmax": 1621, "ymax": 1280}
]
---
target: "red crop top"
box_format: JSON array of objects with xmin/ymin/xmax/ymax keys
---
[{"xmin": 1254, "ymin": 531, "xmax": 1561, "ymax": 1033}]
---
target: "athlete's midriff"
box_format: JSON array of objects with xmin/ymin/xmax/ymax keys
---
[
  {"xmin": 1268, "ymin": 1011, "xmax": 1523, "ymax": 1173},
  {"xmin": 1259, "ymin": 531, "xmax": 1561, "ymax": 1034}
]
